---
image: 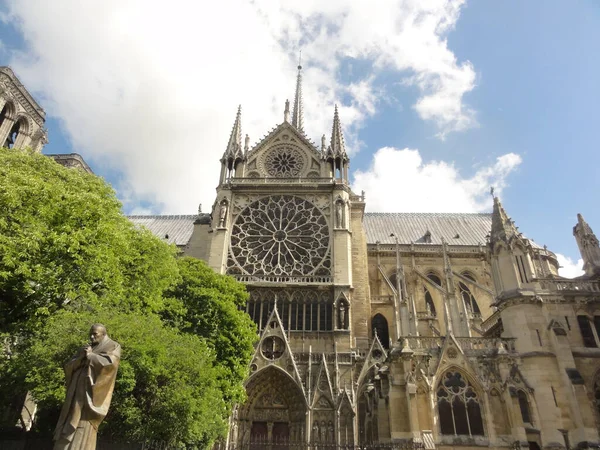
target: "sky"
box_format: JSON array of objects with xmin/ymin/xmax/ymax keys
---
[{"xmin": 1, "ymin": 0, "xmax": 598, "ymax": 278}]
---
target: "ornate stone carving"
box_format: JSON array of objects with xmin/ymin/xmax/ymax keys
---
[{"xmin": 263, "ymin": 145, "xmax": 305, "ymax": 177}]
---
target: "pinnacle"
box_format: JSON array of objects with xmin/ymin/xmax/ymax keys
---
[
  {"xmin": 329, "ymin": 104, "xmax": 348, "ymax": 160},
  {"xmin": 490, "ymin": 196, "xmax": 520, "ymax": 245},
  {"xmin": 223, "ymin": 105, "xmax": 243, "ymax": 161}
]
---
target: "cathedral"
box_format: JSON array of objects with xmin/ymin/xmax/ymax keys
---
[{"xmin": 4, "ymin": 64, "xmax": 600, "ymax": 450}]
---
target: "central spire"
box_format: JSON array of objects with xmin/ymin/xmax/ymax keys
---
[{"xmin": 291, "ymin": 53, "xmax": 304, "ymax": 133}]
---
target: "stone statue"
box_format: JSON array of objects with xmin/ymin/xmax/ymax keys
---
[
  {"xmin": 335, "ymin": 201, "xmax": 344, "ymax": 228},
  {"xmin": 339, "ymin": 302, "xmax": 346, "ymax": 329},
  {"xmin": 218, "ymin": 200, "xmax": 228, "ymax": 228},
  {"xmin": 53, "ymin": 324, "xmax": 121, "ymax": 450}
]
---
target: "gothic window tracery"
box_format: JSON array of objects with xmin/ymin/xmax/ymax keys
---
[
  {"xmin": 246, "ymin": 289, "xmax": 333, "ymax": 332},
  {"xmin": 228, "ymin": 195, "xmax": 331, "ymax": 278},
  {"xmin": 264, "ymin": 146, "xmax": 305, "ymax": 177},
  {"xmin": 459, "ymin": 282, "xmax": 480, "ymax": 316},
  {"xmin": 437, "ymin": 371, "xmax": 484, "ymax": 436}
]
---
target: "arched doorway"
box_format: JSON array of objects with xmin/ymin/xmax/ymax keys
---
[{"xmin": 236, "ymin": 367, "xmax": 306, "ymax": 449}]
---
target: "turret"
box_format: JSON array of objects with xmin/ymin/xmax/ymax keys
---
[
  {"xmin": 488, "ymin": 196, "xmax": 537, "ymax": 297},
  {"xmin": 219, "ymin": 106, "xmax": 245, "ymax": 183},
  {"xmin": 573, "ymin": 213, "xmax": 600, "ymax": 277},
  {"xmin": 326, "ymin": 105, "xmax": 349, "ymax": 182}
]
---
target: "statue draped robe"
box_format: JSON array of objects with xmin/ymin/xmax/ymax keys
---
[{"xmin": 53, "ymin": 337, "xmax": 121, "ymax": 450}]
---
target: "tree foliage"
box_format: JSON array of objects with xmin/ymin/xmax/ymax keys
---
[
  {"xmin": 0, "ymin": 148, "xmax": 257, "ymax": 448},
  {"xmin": 0, "ymin": 149, "xmax": 179, "ymax": 334},
  {"xmin": 164, "ymin": 257, "xmax": 256, "ymax": 404}
]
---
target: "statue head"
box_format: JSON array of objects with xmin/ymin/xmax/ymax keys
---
[{"xmin": 89, "ymin": 323, "xmax": 107, "ymax": 346}]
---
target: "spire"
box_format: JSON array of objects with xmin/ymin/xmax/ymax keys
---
[
  {"xmin": 573, "ymin": 213, "xmax": 600, "ymax": 276},
  {"xmin": 329, "ymin": 104, "xmax": 348, "ymax": 161},
  {"xmin": 291, "ymin": 56, "xmax": 304, "ymax": 133},
  {"xmin": 490, "ymin": 195, "xmax": 520, "ymax": 245},
  {"xmin": 222, "ymin": 105, "xmax": 243, "ymax": 162}
]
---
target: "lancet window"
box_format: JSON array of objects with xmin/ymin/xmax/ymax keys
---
[
  {"xmin": 459, "ymin": 282, "xmax": 480, "ymax": 316},
  {"xmin": 576, "ymin": 315, "xmax": 600, "ymax": 348},
  {"xmin": 246, "ymin": 289, "xmax": 333, "ymax": 332},
  {"xmin": 517, "ymin": 390, "xmax": 532, "ymax": 425},
  {"xmin": 437, "ymin": 371, "xmax": 484, "ymax": 436}
]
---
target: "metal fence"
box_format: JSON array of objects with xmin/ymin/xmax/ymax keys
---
[{"xmin": 230, "ymin": 439, "xmax": 425, "ymax": 450}]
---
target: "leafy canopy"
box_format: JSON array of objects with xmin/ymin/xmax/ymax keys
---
[{"xmin": 0, "ymin": 149, "xmax": 257, "ymax": 448}]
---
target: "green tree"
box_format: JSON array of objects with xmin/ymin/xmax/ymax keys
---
[
  {"xmin": 0, "ymin": 149, "xmax": 256, "ymax": 448},
  {"xmin": 0, "ymin": 148, "xmax": 180, "ymax": 334},
  {"xmin": 18, "ymin": 308, "xmax": 228, "ymax": 448},
  {"xmin": 164, "ymin": 257, "xmax": 257, "ymax": 404}
]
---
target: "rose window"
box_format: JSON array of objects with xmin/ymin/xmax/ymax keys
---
[
  {"xmin": 264, "ymin": 146, "xmax": 304, "ymax": 177},
  {"xmin": 228, "ymin": 195, "xmax": 330, "ymax": 277}
]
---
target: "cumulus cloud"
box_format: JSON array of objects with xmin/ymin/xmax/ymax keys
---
[
  {"xmin": 556, "ymin": 254, "xmax": 584, "ymax": 279},
  {"xmin": 1, "ymin": 0, "xmax": 476, "ymax": 213},
  {"xmin": 352, "ymin": 147, "xmax": 522, "ymax": 212}
]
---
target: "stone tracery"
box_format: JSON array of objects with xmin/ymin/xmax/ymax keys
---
[{"xmin": 228, "ymin": 195, "xmax": 331, "ymax": 277}]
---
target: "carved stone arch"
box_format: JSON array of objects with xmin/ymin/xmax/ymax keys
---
[
  {"xmin": 14, "ymin": 114, "xmax": 33, "ymax": 136},
  {"xmin": 0, "ymin": 97, "xmax": 17, "ymax": 120},
  {"xmin": 237, "ymin": 366, "xmax": 307, "ymax": 446}
]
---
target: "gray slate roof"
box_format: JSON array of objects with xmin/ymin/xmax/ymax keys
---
[
  {"xmin": 363, "ymin": 213, "xmax": 492, "ymax": 246},
  {"xmin": 128, "ymin": 212, "xmax": 497, "ymax": 247},
  {"xmin": 128, "ymin": 215, "xmax": 198, "ymax": 246}
]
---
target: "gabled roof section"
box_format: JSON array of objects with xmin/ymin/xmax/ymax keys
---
[
  {"xmin": 364, "ymin": 213, "xmax": 492, "ymax": 246},
  {"xmin": 247, "ymin": 121, "xmax": 321, "ymax": 158},
  {"xmin": 128, "ymin": 215, "xmax": 200, "ymax": 246}
]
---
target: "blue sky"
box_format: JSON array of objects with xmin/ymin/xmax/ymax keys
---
[{"xmin": 1, "ymin": 0, "xmax": 598, "ymax": 275}]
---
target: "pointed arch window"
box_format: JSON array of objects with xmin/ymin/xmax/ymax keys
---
[
  {"xmin": 427, "ymin": 272, "xmax": 442, "ymax": 286},
  {"xmin": 424, "ymin": 288, "xmax": 436, "ymax": 317},
  {"xmin": 517, "ymin": 390, "xmax": 532, "ymax": 424},
  {"xmin": 372, "ymin": 314, "xmax": 389, "ymax": 349},
  {"xmin": 459, "ymin": 282, "xmax": 480, "ymax": 315},
  {"xmin": 437, "ymin": 371, "xmax": 484, "ymax": 436}
]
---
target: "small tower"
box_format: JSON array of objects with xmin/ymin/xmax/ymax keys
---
[
  {"xmin": 326, "ymin": 105, "xmax": 349, "ymax": 181},
  {"xmin": 573, "ymin": 213, "xmax": 600, "ymax": 277},
  {"xmin": 0, "ymin": 67, "xmax": 47, "ymax": 152},
  {"xmin": 488, "ymin": 196, "xmax": 537, "ymax": 297},
  {"xmin": 219, "ymin": 106, "xmax": 245, "ymax": 183}
]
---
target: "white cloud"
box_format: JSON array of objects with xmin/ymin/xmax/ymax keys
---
[
  {"xmin": 352, "ymin": 147, "xmax": 522, "ymax": 212},
  {"xmin": 556, "ymin": 254, "xmax": 584, "ymax": 279},
  {"xmin": 2, "ymin": 0, "xmax": 476, "ymax": 213}
]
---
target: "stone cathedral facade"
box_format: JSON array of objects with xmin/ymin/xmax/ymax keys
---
[{"xmin": 5, "ymin": 66, "xmax": 600, "ymax": 449}]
